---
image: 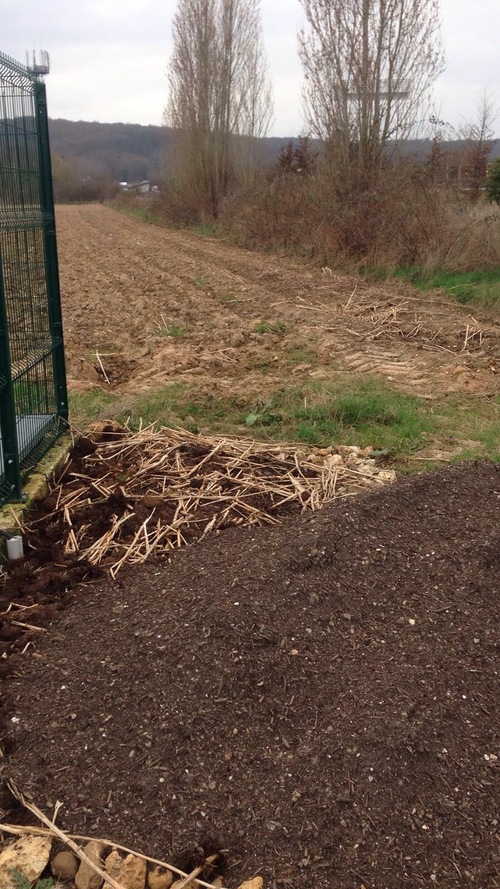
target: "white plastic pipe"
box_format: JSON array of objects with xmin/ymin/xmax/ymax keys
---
[{"xmin": 6, "ymin": 535, "xmax": 23, "ymax": 560}]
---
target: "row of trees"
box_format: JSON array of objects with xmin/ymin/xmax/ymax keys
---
[
  {"xmin": 166, "ymin": 0, "xmax": 272, "ymax": 216},
  {"xmin": 165, "ymin": 0, "xmax": 447, "ymax": 216}
]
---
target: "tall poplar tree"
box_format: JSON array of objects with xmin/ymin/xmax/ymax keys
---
[{"xmin": 166, "ymin": 0, "xmax": 272, "ymax": 217}]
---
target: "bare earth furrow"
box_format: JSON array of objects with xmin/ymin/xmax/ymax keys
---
[{"xmin": 56, "ymin": 204, "xmax": 500, "ymax": 400}]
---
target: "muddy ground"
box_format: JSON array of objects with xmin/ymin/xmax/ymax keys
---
[{"xmin": 0, "ymin": 206, "xmax": 499, "ymax": 888}]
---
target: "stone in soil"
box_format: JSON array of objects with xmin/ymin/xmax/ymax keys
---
[
  {"xmin": 52, "ymin": 849, "xmax": 79, "ymax": 879},
  {"xmin": 0, "ymin": 835, "xmax": 51, "ymax": 889}
]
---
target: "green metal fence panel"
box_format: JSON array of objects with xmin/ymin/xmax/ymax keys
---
[{"xmin": 0, "ymin": 51, "xmax": 68, "ymax": 505}]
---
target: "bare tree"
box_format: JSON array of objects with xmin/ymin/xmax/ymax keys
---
[
  {"xmin": 166, "ymin": 0, "xmax": 273, "ymax": 216},
  {"xmin": 298, "ymin": 0, "xmax": 444, "ymax": 182},
  {"xmin": 459, "ymin": 93, "xmax": 497, "ymax": 200}
]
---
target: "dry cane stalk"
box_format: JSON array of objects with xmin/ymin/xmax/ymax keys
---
[
  {"xmin": 110, "ymin": 511, "xmax": 154, "ymax": 577},
  {"xmin": 11, "ymin": 621, "xmax": 47, "ymax": 633},
  {"xmin": 5, "ymin": 603, "xmax": 39, "ymax": 613},
  {"xmin": 95, "ymin": 350, "xmax": 110, "ymax": 384},
  {"xmin": 175, "ymin": 853, "xmax": 219, "ymax": 889}
]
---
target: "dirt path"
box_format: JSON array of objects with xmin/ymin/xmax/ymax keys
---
[{"xmin": 58, "ymin": 205, "xmax": 500, "ymax": 402}]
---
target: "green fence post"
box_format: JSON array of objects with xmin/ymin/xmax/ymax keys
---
[
  {"xmin": 0, "ymin": 246, "xmax": 21, "ymax": 500},
  {"xmin": 34, "ymin": 79, "xmax": 68, "ymax": 424}
]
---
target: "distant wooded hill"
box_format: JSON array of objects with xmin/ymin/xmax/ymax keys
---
[
  {"xmin": 48, "ymin": 118, "xmax": 289, "ymax": 184},
  {"xmin": 48, "ymin": 118, "xmax": 499, "ymax": 185},
  {"xmin": 48, "ymin": 119, "xmax": 169, "ymax": 183}
]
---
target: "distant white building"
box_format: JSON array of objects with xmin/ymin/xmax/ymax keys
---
[{"xmin": 119, "ymin": 180, "xmax": 152, "ymax": 193}]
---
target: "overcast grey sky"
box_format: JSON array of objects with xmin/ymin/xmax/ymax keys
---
[{"xmin": 2, "ymin": 0, "xmax": 499, "ymax": 137}]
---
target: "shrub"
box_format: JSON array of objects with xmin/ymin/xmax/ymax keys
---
[{"xmin": 486, "ymin": 159, "xmax": 500, "ymax": 204}]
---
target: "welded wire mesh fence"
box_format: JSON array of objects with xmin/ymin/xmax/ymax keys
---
[{"xmin": 0, "ymin": 51, "xmax": 67, "ymax": 505}]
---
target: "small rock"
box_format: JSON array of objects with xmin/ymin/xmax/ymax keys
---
[
  {"xmin": 377, "ymin": 469, "xmax": 397, "ymax": 482},
  {"xmin": 147, "ymin": 865, "xmax": 174, "ymax": 889},
  {"xmin": 356, "ymin": 459, "xmax": 377, "ymax": 474},
  {"xmin": 116, "ymin": 853, "xmax": 147, "ymax": 889},
  {"xmin": 326, "ymin": 453, "xmax": 344, "ymax": 466},
  {"xmin": 52, "ymin": 850, "xmax": 79, "ymax": 880},
  {"xmin": 171, "ymin": 880, "xmax": 196, "ymax": 889},
  {"xmin": 105, "ymin": 849, "xmax": 123, "ymax": 880},
  {"xmin": 0, "ymin": 836, "xmax": 52, "ymax": 889},
  {"xmin": 237, "ymin": 879, "xmax": 264, "ymax": 889},
  {"xmin": 338, "ymin": 445, "xmax": 360, "ymax": 456},
  {"xmin": 75, "ymin": 840, "xmax": 104, "ymax": 889}
]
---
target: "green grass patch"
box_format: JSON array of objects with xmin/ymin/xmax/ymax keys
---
[
  {"xmin": 153, "ymin": 312, "xmax": 186, "ymax": 337},
  {"xmin": 11, "ymin": 869, "xmax": 55, "ymax": 889},
  {"xmin": 69, "ymin": 388, "xmax": 119, "ymax": 426},
  {"xmin": 245, "ymin": 382, "xmax": 500, "ymax": 463},
  {"xmin": 69, "ymin": 378, "xmax": 499, "ymax": 467},
  {"xmin": 476, "ymin": 418, "xmax": 500, "ymax": 454},
  {"xmin": 70, "ymin": 383, "xmax": 241, "ymax": 434},
  {"xmin": 254, "ymin": 320, "xmax": 286, "ymax": 335},
  {"xmin": 288, "ymin": 348, "xmax": 316, "ymax": 365},
  {"xmin": 160, "ymin": 324, "xmax": 184, "ymax": 338},
  {"xmin": 394, "ymin": 266, "xmax": 500, "ymax": 307},
  {"xmin": 244, "ymin": 378, "xmax": 437, "ymax": 455},
  {"xmin": 434, "ymin": 394, "xmax": 500, "ymax": 462},
  {"xmin": 117, "ymin": 386, "xmax": 241, "ymax": 433}
]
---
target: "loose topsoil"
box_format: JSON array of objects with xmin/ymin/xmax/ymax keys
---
[
  {"xmin": 59, "ymin": 205, "xmax": 500, "ymax": 412},
  {"xmin": 1, "ymin": 459, "xmax": 499, "ymax": 888}
]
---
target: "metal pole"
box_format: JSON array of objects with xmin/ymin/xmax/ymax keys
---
[
  {"xmin": 0, "ymin": 243, "xmax": 22, "ymax": 500},
  {"xmin": 34, "ymin": 79, "xmax": 69, "ymax": 424}
]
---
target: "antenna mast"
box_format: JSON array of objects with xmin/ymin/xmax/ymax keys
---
[{"xmin": 26, "ymin": 50, "xmax": 50, "ymax": 78}]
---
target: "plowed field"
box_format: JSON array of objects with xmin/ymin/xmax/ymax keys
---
[{"xmin": 58, "ymin": 204, "xmax": 500, "ymax": 406}]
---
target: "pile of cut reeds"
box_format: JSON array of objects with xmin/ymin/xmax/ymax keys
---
[{"xmin": 34, "ymin": 425, "xmax": 396, "ymax": 577}]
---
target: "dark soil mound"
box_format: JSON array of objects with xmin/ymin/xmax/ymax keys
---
[{"xmin": 2, "ymin": 460, "xmax": 499, "ymax": 888}]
